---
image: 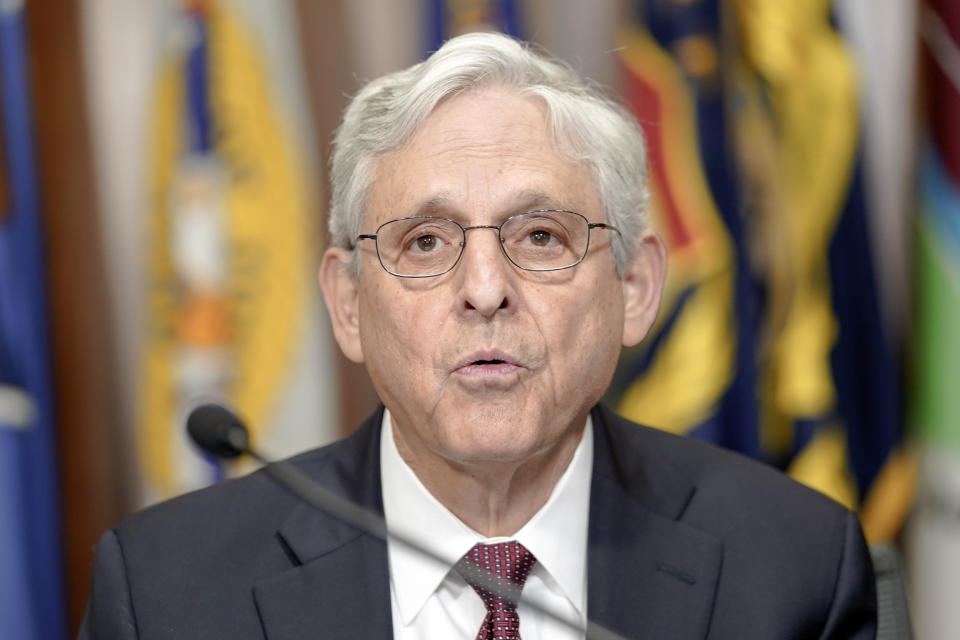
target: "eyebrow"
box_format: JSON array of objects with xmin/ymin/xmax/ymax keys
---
[
  {"xmin": 408, "ymin": 195, "xmax": 455, "ymax": 218},
  {"xmin": 405, "ymin": 190, "xmax": 571, "ymax": 221}
]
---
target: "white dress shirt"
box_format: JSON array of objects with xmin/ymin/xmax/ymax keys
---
[{"xmin": 380, "ymin": 409, "xmax": 593, "ymax": 640}]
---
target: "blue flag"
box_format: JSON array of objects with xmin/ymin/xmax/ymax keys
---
[{"xmin": 0, "ymin": 3, "xmax": 67, "ymax": 638}]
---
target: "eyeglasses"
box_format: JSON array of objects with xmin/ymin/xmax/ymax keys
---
[{"xmin": 356, "ymin": 209, "xmax": 620, "ymax": 278}]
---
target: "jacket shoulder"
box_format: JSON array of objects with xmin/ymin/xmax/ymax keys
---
[
  {"xmin": 115, "ymin": 411, "xmax": 383, "ymax": 550},
  {"xmin": 596, "ymin": 407, "xmax": 875, "ymax": 636},
  {"xmin": 97, "ymin": 418, "xmax": 383, "ymax": 638},
  {"xmin": 598, "ymin": 406, "xmax": 854, "ymax": 523}
]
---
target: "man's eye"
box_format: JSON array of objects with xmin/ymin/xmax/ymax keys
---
[
  {"xmin": 414, "ymin": 235, "xmax": 439, "ymax": 252},
  {"xmin": 528, "ymin": 229, "xmax": 555, "ymax": 247}
]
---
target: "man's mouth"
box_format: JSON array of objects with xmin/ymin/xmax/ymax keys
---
[{"xmin": 453, "ymin": 351, "xmax": 524, "ymax": 378}]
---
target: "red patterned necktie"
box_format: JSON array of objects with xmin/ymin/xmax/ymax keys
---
[{"xmin": 458, "ymin": 541, "xmax": 538, "ymax": 640}]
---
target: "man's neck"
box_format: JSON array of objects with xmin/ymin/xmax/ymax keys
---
[{"xmin": 390, "ymin": 416, "xmax": 587, "ymax": 537}]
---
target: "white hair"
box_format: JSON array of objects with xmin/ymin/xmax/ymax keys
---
[{"xmin": 329, "ymin": 31, "xmax": 649, "ymax": 277}]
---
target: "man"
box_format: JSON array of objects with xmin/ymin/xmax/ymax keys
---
[{"xmin": 80, "ymin": 32, "xmax": 875, "ymax": 639}]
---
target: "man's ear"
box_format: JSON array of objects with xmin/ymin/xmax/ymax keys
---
[
  {"xmin": 319, "ymin": 248, "xmax": 364, "ymax": 363},
  {"xmin": 621, "ymin": 229, "xmax": 667, "ymax": 348}
]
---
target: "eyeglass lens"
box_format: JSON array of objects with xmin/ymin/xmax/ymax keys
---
[{"xmin": 375, "ymin": 211, "xmax": 591, "ymax": 277}]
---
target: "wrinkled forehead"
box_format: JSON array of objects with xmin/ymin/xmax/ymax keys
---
[{"xmin": 362, "ymin": 87, "xmax": 601, "ymax": 228}]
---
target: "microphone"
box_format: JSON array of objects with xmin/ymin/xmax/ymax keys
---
[
  {"xmin": 186, "ymin": 403, "xmax": 627, "ymax": 640},
  {"xmin": 187, "ymin": 404, "xmax": 249, "ymax": 458}
]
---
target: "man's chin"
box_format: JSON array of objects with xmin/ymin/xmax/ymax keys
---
[
  {"xmin": 437, "ymin": 440, "xmax": 544, "ymax": 468},
  {"xmin": 430, "ymin": 415, "xmax": 553, "ymax": 466}
]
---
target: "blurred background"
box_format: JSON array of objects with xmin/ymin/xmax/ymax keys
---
[{"xmin": 0, "ymin": 0, "xmax": 956, "ymax": 637}]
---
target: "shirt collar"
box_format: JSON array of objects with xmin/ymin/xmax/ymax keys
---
[{"xmin": 380, "ymin": 408, "xmax": 593, "ymax": 626}]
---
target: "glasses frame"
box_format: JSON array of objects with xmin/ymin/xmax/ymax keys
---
[{"xmin": 356, "ymin": 209, "xmax": 620, "ymax": 278}]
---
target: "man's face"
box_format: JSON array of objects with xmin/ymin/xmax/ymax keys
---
[{"xmin": 327, "ymin": 87, "xmax": 657, "ymax": 470}]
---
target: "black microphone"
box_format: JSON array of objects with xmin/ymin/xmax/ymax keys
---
[
  {"xmin": 186, "ymin": 403, "xmax": 627, "ymax": 640},
  {"xmin": 187, "ymin": 404, "xmax": 249, "ymax": 459}
]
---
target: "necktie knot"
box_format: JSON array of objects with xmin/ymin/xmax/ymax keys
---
[{"xmin": 458, "ymin": 541, "xmax": 537, "ymax": 639}]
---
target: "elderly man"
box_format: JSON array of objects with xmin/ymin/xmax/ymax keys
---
[{"xmin": 80, "ymin": 32, "xmax": 875, "ymax": 639}]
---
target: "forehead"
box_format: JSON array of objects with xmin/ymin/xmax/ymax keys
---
[{"xmin": 364, "ymin": 87, "xmax": 601, "ymax": 226}]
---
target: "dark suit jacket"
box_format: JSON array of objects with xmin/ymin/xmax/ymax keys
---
[{"xmin": 79, "ymin": 406, "xmax": 876, "ymax": 639}]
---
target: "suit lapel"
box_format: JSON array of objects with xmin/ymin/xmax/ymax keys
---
[
  {"xmin": 252, "ymin": 532, "xmax": 391, "ymax": 639},
  {"xmin": 587, "ymin": 407, "xmax": 722, "ymax": 640},
  {"xmin": 252, "ymin": 409, "xmax": 393, "ymax": 639}
]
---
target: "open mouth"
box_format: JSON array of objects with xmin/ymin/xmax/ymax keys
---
[{"xmin": 453, "ymin": 352, "xmax": 523, "ymax": 378}]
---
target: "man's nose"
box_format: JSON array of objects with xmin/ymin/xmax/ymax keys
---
[{"xmin": 457, "ymin": 226, "xmax": 513, "ymax": 317}]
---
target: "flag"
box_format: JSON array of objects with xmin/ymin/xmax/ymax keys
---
[
  {"xmin": 611, "ymin": 0, "xmax": 758, "ymax": 460},
  {"xmin": 612, "ymin": 0, "xmax": 905, "ymax": 539},
  {"xmin": 906, "ymin": 2, "xmax": 960, "ymax": 636},
  {"xmin": 427, "ymin": 0, "xmax": 525, "ymax": 50},
  {"xmin": 138, "ymin": 0, "xmax": 331, "ymax": 502},
  {"xmin": 0, "ymin": 1, "xmax": 67, "ymax": 638}
]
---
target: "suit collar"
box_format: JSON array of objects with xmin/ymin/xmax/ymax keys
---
[
  {"xmin": 591, "ymin": 405, "xmax": 698, "ymax": 520},
  {"xmin": 586, "ymin": 406, "xmax": 722, "ymax": 639},
  {"xmin": 273, "ymin": 407, "xmax": 386, "ymax": 565},
  {"xmin": 253, "ymin": 407, "xmax": 393, "ymax": 639}
]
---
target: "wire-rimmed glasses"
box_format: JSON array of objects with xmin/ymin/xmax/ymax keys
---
[{"xmin": 356, "ymin": 209, "xmax": 620, "ymax": 278}]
